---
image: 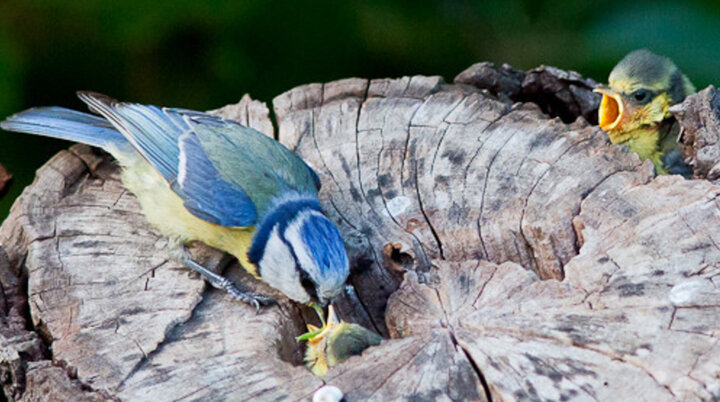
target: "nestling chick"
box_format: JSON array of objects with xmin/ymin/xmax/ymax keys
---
[
  {"xmin": 594, "ymin": 49, "xmax": 695, "ymax": 176},
  {"xmin": 302, "ymin": 306, "xmax": 382, "ymax": 377},
  {"xmin": 1, "ymin": 92, "xmax": 350, "ymax": 309}
]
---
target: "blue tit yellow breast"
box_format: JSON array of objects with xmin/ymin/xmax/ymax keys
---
[{"xmin": 110, "ymin": 146, "xmax": 259, "ymax": 277}]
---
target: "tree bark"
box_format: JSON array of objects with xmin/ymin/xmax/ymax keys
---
[{"xmin": 1, "ymin": 65, "xmax": 719, "ymax": 401}]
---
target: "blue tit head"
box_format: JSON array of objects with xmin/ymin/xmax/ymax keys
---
[{"xmin": 248, "ymin": 197, "xmax": 349, "ymax": 305}]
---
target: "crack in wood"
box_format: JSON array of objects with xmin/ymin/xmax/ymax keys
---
[
  {"xmin": 475, "ymin": 118, "xmax": 523, "ymax": 263},
  {"xmin": 413, "ymin": 158, "xmax": 445, "ymax": 260},
  {"xmin": 115, "ymin": 292, "xmax": 207, "ymax": 391},
  {"xmin": 375, "ymin": 104, "xmax": 434, "ymax": 264}
]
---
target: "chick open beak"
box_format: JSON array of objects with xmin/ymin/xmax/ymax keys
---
[
  {"xmin": 307, "ymin": 305, "xmax": 339, "ymax": 343},
  {"xmin": 594, "ymin": 87, "xmax": 630, "ymax": 131},
  {"xmin": 298, "ymin": 305, "xmax": 340, "ymax": 343}
]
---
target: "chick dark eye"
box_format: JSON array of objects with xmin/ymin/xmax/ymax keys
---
[{"xmin": 633, "ymin": 90, "xmax": 648, "ymax": 102}]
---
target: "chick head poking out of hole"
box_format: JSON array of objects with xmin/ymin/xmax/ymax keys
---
[
  {"xmin": 594, "ymin": 49, "xmax": 695, "ymax": 176},
  {"xmin": 299, "ymin": 305, "xmax": 382, "ymax": 377}
]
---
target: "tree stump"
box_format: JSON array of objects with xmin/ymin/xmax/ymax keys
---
[{"xmin": 1, "ymin": 64, "xmax": 719, "ymax": 401}]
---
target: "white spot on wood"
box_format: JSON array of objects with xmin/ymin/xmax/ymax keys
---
[
  {"xmin": 313, "ymin": 385, "xmax": 343, "ymax": 402},
  {"xmin": 435, "ymin": 191, "xmax": 451, "ymax": 209},
  {"xmin": 669, "ymin": 279, "xmax": 714, "ymax": 306},
  {"xmin": 385, "ymin": 196, "xmax": 412, "ymax": 217}
]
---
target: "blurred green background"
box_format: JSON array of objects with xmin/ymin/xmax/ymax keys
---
[{"xmin": 1, "ymin": 0, "xmax": 719, "ymax": 218}]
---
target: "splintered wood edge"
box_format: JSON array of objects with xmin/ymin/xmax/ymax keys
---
[{"xmin": 671, "ymin": 85, "xmax": 720, "ymax": 181}]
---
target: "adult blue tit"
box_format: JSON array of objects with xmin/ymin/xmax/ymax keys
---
[
  {"xmin": 594, "ymin": 49, "xmax": 695, "ymax": 177},
  {"xmin": 0, "ymin": 92, "xmax": 350, "ymax": 308}
]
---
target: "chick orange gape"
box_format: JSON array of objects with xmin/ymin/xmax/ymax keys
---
[{"xmin": 594, "ymin": 49, "xmax": 695, "ymax": 177}]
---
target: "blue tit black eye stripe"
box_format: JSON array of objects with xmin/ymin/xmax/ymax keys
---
[
  {"xmin": 247, "ymin": 198, "xmax": 323, "ymax": 265},
  {"xmin": 276, "ymin": 210, "xmax": 321, "ymax": 302},
  {"xmin": 298, "ymin": 268, "xmax": 319, "ymax": 302}
]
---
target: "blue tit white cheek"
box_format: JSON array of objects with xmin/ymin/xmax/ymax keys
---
[
  {"xmin": 284, "ymin": 211, "xmax": 349, "ymax": 299},
  {"xmin": 259, "ymin": 226, "xmax": 311, "ymax": 303}
]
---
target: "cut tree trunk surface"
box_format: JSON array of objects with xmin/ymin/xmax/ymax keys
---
[{"xmin": 1, "ymin": 64, "xmax": 719, "ymax": 401}]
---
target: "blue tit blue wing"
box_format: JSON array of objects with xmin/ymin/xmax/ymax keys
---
[
  {"xmin": 0, "ymin": 106, "xmax": 129, "ymax": 151},
  {"xmin": 76, "ymin": 92, "xmax": 319, "ymax": 226},
  {"xmin": 77, "ymin": 92, "xmax": 186, "ymax": 183},
  {"xmin": 184, "ymin": 114, "xmax": 321, "ymax": 214},
  {"xmin": 77, "ymin": 92, "xmax": 258, "ymax": 226},
  {"xmin": 177, "ymin": 131, "xmax": 257, "ymax": 226}
]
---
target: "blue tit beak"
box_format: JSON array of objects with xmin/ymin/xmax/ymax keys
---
[
  {"xmin": 312, "ymin": 305, "xmax": 340, "ymax": 337},
  {"xmin": 318, "ymin": 289, "xmax": 342, "ymax": 307},
  {"xmin": 309, "ymin": 301, "xmax": 326, "ymax": 326},
  {"xmin": 318, "ymin": 282, "xmax": 357, "ymax": 307},
  {"xmin": 317, "ymin": 297, "xmax": 330, "ymax": 308},
  {"xmin": 326, "ymin": 304, "xmax": 340, "ymax": 327}
]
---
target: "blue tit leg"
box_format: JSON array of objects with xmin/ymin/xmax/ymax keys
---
[{"xmin": 182, "ymin": 248, "xmax": 275, "ymax": 312}]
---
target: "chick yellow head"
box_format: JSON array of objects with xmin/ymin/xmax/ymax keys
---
[
  {"xmin": 302, "ymin": 305, "xmax": 382, "ymax": 377},
  {"xmin": 594, "ymin": 49, "xmax": 695, "ymax": 137}
]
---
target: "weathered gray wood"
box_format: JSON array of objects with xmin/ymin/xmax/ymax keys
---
[
  {"xmin": 370, "ymin": 174, "xmax": 720, "ymax": 401},
  {"xmin": 671, "ymin": 85, "xmax": 720, "ymax": 181},
  {"xmin": 455, "ymin": 62, "xmax": 601, "ymax": 125},
  {"xmin": 19, "ymin": 361, "xmax": 111, "ymax": 402},
  {"xmin": 1, "ymin": 64, "xmax": 720, "ymax": 401}
]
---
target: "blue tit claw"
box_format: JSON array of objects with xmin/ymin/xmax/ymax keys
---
[
  {"xmin": 224, "ymin": 285, "xmax": 275, "ymax": 313},
  {"xmin": 183, "ymin": 253, "xmax": 275, "ymax": 311}
]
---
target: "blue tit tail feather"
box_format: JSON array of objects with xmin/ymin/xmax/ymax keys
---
[{"xmin": 0, "ymin": 107, "xmax": 129, "ymax": 151}]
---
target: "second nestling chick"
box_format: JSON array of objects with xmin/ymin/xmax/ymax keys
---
[
  {"xmin": 594, "ymin": 49, "xmax": 695, "ymax": 177},
  {"xmin": 300, "ymin": 306, "xmax": 382, "ymax": 377}
]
